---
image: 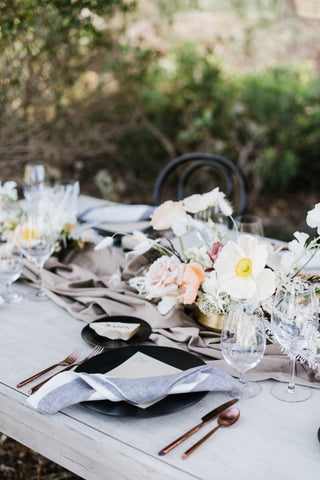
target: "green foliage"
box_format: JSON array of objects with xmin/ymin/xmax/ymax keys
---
[
  {"xmin": 110, "ymin": 41, "xmax": 320, "ymax": 194},
  {"xmin": 0, "ymin": 1, "xmax": 320, "ymax": 204}
]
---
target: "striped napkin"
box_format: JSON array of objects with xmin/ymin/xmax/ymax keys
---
[{"xmin": 27, "ymin": 365, "xmax": 243, "ymax": 414}]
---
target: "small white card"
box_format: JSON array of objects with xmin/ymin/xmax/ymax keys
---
[{"xmin": 105, "ymin": 351, "xmax": 182, "ymax": 408}]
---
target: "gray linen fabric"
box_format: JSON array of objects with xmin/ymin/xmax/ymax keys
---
[{"xmin": 27, "ymin": 365, "xmax": 243, "ymax": 414}]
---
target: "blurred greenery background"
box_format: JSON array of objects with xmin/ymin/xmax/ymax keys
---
[{"xmin": 1, "ymin": 0, "xmax": 320, "ymax": 239}]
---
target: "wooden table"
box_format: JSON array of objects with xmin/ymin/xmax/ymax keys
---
[{"xmin": 1, "ymin": 197, "xmax": 320, "ymax": 480}]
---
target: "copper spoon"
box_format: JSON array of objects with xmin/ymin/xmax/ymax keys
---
[{"xmin": 182, "ymin": 407, "xmax": 240, "ymax": 459}]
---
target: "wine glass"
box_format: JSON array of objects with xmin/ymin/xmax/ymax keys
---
[
  {"xmin": 0, "ymin": 236, "xmax": 24, "ymax": 303},
  {"xmin": 195, "ymin": 205, "xmax": 229, "ymax": 240},
  {"xmin": 234, "ymin": 214, "xmax": 264, "ymax": 239},
  {"xmin": 23, "ymin": 164, "xmax": 45, "ymax": 202},
  {"xmin": 271, "ymin": 280, "xmax": 318, "ymax": 402},
  {"xmin": 221, "ymin": 302, "xmax": 266, "ymax": 399},
  {"xmin": 19, "ymin": 214, "xmax": 56, "ymax": 301}
]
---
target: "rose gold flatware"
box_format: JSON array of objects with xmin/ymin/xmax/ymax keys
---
[
  {"xmin": 182, "ymin": 406, "xmax": 240, "ymax": 459},
  {"xmin": 17, "ymin": 348, "xmax": 82, "ymax": 388},
  {"xmin": 28, "ymin": 345, "xmax": 104, "ymax": 394},
  {"xmin": 158, "ymin": 398, "xmax": 238, "ymax": 456}
]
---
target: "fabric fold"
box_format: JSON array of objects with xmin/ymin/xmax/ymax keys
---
[{"xmin": 27, "ymin": 365, "xmax": 243, "ymax": 414}]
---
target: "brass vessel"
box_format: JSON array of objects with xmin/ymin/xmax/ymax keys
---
[{"xmin": 194, "ymin": 307, "xmax": 225, "ymax": 333}]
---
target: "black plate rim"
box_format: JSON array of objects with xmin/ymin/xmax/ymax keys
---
[
  {"xmin": 81, "ymin": 315, "xmax": 152, "ymax": 349},
  {"xmin": 75, "ymin": 345, "xmax": 207, "ymax": 418}
]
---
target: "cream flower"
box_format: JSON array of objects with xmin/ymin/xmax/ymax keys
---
[
  {"xmin": 183, "ymin": 193, "xmax": 212, "ymax": 213},
  {"xmin": 214, "ymin": 235, "xmax": 275, "ymax": 302},
  {"xmin": 183, "ymin": 187, "xmax": 233, "ymax": 217},
  {"xmin": 145, "ymin": 255, "xmax": 184, "ymax": 299},
  {"xmin": 151, "ymin": 201, "xmax": 185, "ymax": 230},
  {"xmin": 183, "ymin": 187, "xmax": 220, "ymax": 214},
  {"xmin": 306, "ymin": 203, "xmax": 320, "ymax": 235}
]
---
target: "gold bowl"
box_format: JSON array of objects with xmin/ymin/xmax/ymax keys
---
[{"xmin": 193, "ymin": 307, "xmax": 225, "ymax": 333}]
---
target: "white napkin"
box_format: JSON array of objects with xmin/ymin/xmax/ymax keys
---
[
  {"xmin": 79, "ymin": 204, "xmax": 155, "ymax": 224},
  {"xmin": 27, "ymin": 365, "xmax": 243, "ymax": 414}
]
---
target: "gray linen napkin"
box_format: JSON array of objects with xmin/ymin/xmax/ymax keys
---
[
  {"xmin": 27, "ymin": 364, "xmax": 243, "ymax": 414},
  {"xmin": 22, "ymin": 246, "xmax": 320, "ymax": 389}
]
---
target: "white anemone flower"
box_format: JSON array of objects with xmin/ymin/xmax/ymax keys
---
[
  {"xmin": 280, "ymin": 231, "xmax": 309, "ymax": 272},
  {"xmin": 183, "ymin": 187, "xmax": 220, "ymax": 214},
  {"xmin": 306, "ymin": 203, "xmax": 320, "ymax": 234},
  {"xmin": 217, "ymin": 191, "xmax": 233, "ymax": 217},
  {"xmin": 214, "ymin": 234, "xmax": 275, "ymax": 302},
  {"xmin": 287, "ymin": 231, "xmax": 309, "ymax": 257},
  {"xmin": 183, "ymin": 187, "xmax": 233, "ymax": 217},
  {"xmin": 183, "ymin": 194, "xmax": 211, "ymax": 214}
]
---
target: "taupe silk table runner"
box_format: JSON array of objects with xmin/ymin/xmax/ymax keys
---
[{"xmin": 22, "ymin": 246, "xmax": 320, "ymax": 388}]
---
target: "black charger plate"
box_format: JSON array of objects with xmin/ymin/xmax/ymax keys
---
[{"xmin": 75, "ymin": 345, "xmax": 207, "ymax": 418}]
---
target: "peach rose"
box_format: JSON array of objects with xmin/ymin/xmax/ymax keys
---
[
  {"xmin": 145, "ymin": 255, "xmax": 184, "ymax": 298},
  {"xmin": 178, "ymin": 262, "xmax": 205, "ymax": 305},
  {"xmin": 151, "ymin": 200, "xmax": 185, "ymax": 230}
]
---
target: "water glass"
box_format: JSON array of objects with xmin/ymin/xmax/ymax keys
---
[
  {"xmin": 19, "ymin": 214, "xmax": 56, "ymax": 301},
  {"xmin": 0, "ymin": 238, "xmax": 24, "ymax": 303},
  {"xmin": 271, "ymin": 280, "xmax": 318, "ymax": 402},
  {"xmin": 234, "ymin": 214, "xmax": 264, "ymax": 239},
  {"xmin": 23, "ymin": 164, "xmax": 46, "ymax": 202},
  {"xmin": 221, "ymin": 302, "xmax": 266, "ymax": 399}
]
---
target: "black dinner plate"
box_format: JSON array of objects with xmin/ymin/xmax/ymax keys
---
[
  {"xmin": 81, "ymin": 316, "xmax": 152, "ymax": 349},
  {"xmin": 75, "ymin": 345, "xmax": 207, "ymax": 418}
]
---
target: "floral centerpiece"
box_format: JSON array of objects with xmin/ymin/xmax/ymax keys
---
[
  {"xmin": 128, "ymin": 187, "xmax": 320, "ymax": 368},
  {"xmin": 0, "ymin": 180, "xmax": 100, "ymax": 254},
  {"xmin": 129, "ymin": 187, "xmax": 276, "ymax": 316}
]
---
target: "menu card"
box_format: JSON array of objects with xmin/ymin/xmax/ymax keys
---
[{"xmin": 105, "ymin": 351, "xmax": 182, "ymax": 408}]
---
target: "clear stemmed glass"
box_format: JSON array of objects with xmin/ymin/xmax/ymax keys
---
[
  {"xmin": 234, "ymin": 214, "xmax": 264, "ymax": 239},
  {"xmin": 0, "ymin": 237, "xmax": 24, "ymax": 303},
  {"xmin": 23, "ymin": 164, "xmax": 46, "ymax": 203},
  {"xmin": 271, "ymin": 280, "xmax": 318, "ymax": 402},
  {"xmin": 19, "ymin": 214, "xmax": 56, "ymax": 301},
  {"xmin": 221, "ymin": 302, "xmax": 266, "ymax": 399}
]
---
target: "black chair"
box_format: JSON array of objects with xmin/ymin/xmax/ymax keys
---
[{"xmin": 152, "ymin": 152, "xmax": 247, "ymax": 215}]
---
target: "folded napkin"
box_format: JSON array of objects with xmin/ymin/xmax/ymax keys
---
[
  {"xmin": 27, "ymin": 364, "xmax": 243, "ymax": 414},
  {"xmin": 79, "ymin": 204, "xmax": 155, "ymax": 224}
]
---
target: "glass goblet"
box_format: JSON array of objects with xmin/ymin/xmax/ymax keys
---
[
  {"xmin": 271, "ymin": 280, "xmax": 318, "ymax": 402},
  {"xmin": 234, "ymin": 214, "xmax": 264, "ymax": 240},
  {"xmin": 0, "ymin": 237, "xmax": 24, "ymax": 303},
  {"xmin": 19, "ymin": 214, "xmax": 56, "ymax": 302},
  {"xmin": 221, "ymin": 302, "xmax": 266, "ymax": 399},
  {"xmin": 23, "ymin": 164, "xmax": 45, "ymax": 203}
]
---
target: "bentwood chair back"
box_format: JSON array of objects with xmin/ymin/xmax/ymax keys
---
[{"xmin": 152, "ymin": 152, "xmax": 247, "ymax": 215}]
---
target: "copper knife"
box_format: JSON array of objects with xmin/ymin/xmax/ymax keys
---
[{"xmin": 158, "ymin": 398, "xmax": 238, "ymax": 456}]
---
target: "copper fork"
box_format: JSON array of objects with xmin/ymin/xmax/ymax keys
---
[
  {"xmin": 28, "ymin": 345, "xmax": 104, "ymax": 394},
  {"xmin": 17, "ymin": 348, "xmax": 82, "ymax": 388}
]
